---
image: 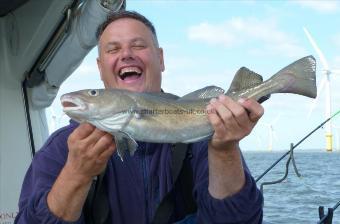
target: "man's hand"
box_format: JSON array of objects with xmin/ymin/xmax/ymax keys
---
[
  {"xmin": 47, "ymin": 123, "xmax": 115, "ymax": 221},
  {"xmin": 207, "ymin": 95, "xmax": 264, "ymax": 151},
  {"xmin": 206, "ymin": 95, "xmax": 264, "ymax": 199},
  {"xmin": 65, "ymin": 123, "xmax": 116, "ymax": 182}
]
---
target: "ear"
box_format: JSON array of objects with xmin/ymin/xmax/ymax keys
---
[
  {"xmin": 97, "ymin": 57, "xmax": 104, "ymax": 81},
  {"xmin": 158, "ymin": 47, "xmax": 165, "ymax": 72}
]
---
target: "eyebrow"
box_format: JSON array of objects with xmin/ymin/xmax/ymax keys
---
[
  {"xmin": 105, "ymin": 37, "xmax": 147, "ymax": 46},
  {"xmin": 104, "ymin": 41, "xmax": 119, "ymax": 48},
  {"xmin": 131, "ymin": 37, "xmax": 147, "ymax": 43}
]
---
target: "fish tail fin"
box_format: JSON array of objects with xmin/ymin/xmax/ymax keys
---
[{"xmin": 272, "ymin": 55, "xmax": 317, "ymax": 98}]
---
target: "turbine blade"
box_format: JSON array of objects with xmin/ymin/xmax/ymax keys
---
[
  {"xmin": 303, "ymin": 27, "xmax": 329, "ymax": 70},
  {"xmin": 307, "ymin": 76, "xmax": 326, "ymax": 118}
]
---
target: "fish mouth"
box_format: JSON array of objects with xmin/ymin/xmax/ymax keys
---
[{"xmin": 61, "ymin": 96, "xmax": 86, "ymax": 112}]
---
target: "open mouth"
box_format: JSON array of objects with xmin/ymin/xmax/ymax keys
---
[
  {"xmin": 60, "ymin": 96, "xmax": 86, "ymax": 112},
  {"xmin": 62, "ymin": 101, "xmax": 78, "ymax": 108},
  {"xmin": 119, "ymin": 66, "xmax": 142, "ymax": 81}
]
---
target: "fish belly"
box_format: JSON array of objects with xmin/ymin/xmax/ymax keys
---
[{"xmin": 123, "ymin": 100, "xmax": 214, "ymax": 143}]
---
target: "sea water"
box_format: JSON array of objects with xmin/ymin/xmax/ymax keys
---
[{"xmin": 244, "ymin": 151, "xmax": 340, "ymax": 224}]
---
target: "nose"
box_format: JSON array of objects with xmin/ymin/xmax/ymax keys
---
[{"xmin": 121, "ymin": 47, "xmax": 134, "ymax": 61}]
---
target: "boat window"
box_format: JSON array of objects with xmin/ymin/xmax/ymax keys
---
[{"xmin": 46, "ymin": 48, "xmax": 103, "ymax": 133}]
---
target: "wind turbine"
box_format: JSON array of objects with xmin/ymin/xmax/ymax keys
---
[
  {"xmin": 260, "ymin": 114, "xmax": 281, "ymax": 152},
  {"xmin": 303, "ymin": 27, "xmax": 340, "ymax": 152},
  {"xmin": 267, "ymin": 124, "xmax": 277, "ymax": 152}
]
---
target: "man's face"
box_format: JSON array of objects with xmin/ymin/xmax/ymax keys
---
[{"xmin": 97, "ymin": 18, "xmax": 164, "ymax": 92}]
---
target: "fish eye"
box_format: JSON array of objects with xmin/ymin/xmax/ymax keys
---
[{"xmin": 88, "ymin": 89, "xmax": 99, "ymax": 96}]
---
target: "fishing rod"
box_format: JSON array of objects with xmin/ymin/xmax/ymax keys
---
[
  {"xmin": 255, "ymin": 109, "xmax": 340, "ymax": 183},
  {"xmin": 254, "ymin": 109, "xmax": 340, "ymax": 223}
]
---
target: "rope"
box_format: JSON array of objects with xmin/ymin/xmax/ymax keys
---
[{"xmin": 259, "ymin": 143, "xmax": 301, "ymax": 192}]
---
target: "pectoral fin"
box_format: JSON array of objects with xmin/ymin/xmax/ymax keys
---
[
  {"xmin": 114, "ymin": 131, "xmax": 138, "ymax": 161},
  {"xmin": 91, "ymin": 112, "xmax": 132, "ymax": 133}
]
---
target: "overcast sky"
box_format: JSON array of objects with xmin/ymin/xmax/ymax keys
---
[{"xmin": 48, "ymin": 0, "xmax": 340, "ymax": 152}]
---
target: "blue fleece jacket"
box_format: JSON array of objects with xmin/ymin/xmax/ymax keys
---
[{"xmin": 15, "ymin": 120, "xmax": 263, "ymax": 224}]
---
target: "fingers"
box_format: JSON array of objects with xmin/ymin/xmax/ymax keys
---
[
  {"xmin": 96, "ymin": 143, "xmax": 116, "ymax": 164},
  {"xmin": 208, "ymin": 95, "xmax": 264, "ymax": 125},
  {"xmin": 90, "ymin": 133, "xmax": 116, "ymax": 157},
  {"xmin": 71, "ymin": 123, "xmax": 115, "ymax": 155},
  {"xmin": 78, "ymin": 127, "xmax": 115, "ymax": 159},
  {"xmin": 66, "ymin": 123, "xmax": 116, "ymax": 178},
  {"xmin": 219, "ymin": 95, "xmax": 250, "ymax": 127},
  {"xmin": 208, "ymin": 95, "xmax": 250, "ymax": 128},
  {"xmin": 84, "ymin": 128, "xmax": 109, "ymax": 146},
  {"xmin": 206, "ymin": 103, "xmax": 227, "ymax": 139},
  {"xmin": 206, "ymin": 95, "xmax": 264, "ymax": 148},
  {"xmin": 69, "ymin": 123, "xmax": 95, "ymax": 142},
  {"xmin": 238, "ymin": 98, "xmax": 264, "ymax": 123}
]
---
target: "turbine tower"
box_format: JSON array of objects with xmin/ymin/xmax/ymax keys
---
[
  {"xmin": 267, "ymin": 124, "xmax": 276, "ymax": 152},
  {"xmin": 303, "ymin": 27, "xmax": 340, "ymax": 152},
  {"xmin": 261, "ymin": 114, "xmax": 280, "ymax": 152}
]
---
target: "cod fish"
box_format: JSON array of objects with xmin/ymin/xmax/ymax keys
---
[{"xmin": 61, "ymin": 55, "xmax": 316, "ymax": 161}]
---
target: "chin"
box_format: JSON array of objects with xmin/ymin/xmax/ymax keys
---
[{"xmin": 123, "ymin": 85, "xmax": 145, "ymax": 93}]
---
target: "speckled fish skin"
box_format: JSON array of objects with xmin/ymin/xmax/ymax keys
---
[{"xmin": 61, "ymin": 55, "xmax": 316, "ymax": 160}]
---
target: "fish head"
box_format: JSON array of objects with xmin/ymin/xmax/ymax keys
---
[{"xmin": 60, "ymin": 89, "xmax": 136, "ymax": 126}]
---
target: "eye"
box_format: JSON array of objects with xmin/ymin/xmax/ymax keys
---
[
  {"xmin": 107, "ymin": 48, "xmax": 119, "ymax": 54},
  {"xmin": 132, "ymin": 40, "xmax": 146, "ymax": 49},
  {"xmin": 88, "ymin": 89, "xmax": 99, "ymax": 96},
  {"xmin": 133, "ymin": 44, "xmax": 145, "ymax": 50}
]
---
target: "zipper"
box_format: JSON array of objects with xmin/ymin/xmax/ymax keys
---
[{"xmin": 141, "ymin": 145, "xmax": 149, "ymax": 223}]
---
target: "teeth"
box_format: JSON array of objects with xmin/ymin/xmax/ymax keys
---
[{"xmin": 119, "ymin": 67, "xmax": 142, "ymax": 76}]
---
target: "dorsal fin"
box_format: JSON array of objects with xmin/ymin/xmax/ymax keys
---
[
  {"xmin": 179, "ymin": 86, "xmax": 225, "ymax": 101},
  {"xmin": 226, "ymin": 67, "xmax": 263, "ymax": 94},
  {"xmin": 151, "ymin": 92, "xmax": 180, "ymax": 100}
]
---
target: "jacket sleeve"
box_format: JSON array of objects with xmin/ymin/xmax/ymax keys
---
[
  {"xmin": 14, "ymin": 126, "xmax": 85, "ymax": 224},
  {"xmin": 191, "ymin": 141, "xmax": 263, "ymax": 224}
]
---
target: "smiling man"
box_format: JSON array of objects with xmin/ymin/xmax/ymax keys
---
[
  {"xmin": 15, "ymin": 11, "xmax": 264, "ymax": 224},
  {"xmin": 97, "ymin": 13, "xmax": 163, "ymax": 92}
]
